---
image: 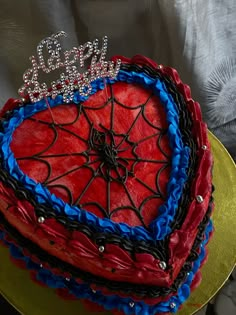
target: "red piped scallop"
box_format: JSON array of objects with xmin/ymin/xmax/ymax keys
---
[
  {"xmin": 0, "ymin": 98, "xmax": 21, "ymax": 116},
  {"xmin": 0, "ymin": 220, "xmax": 211, "ymax": 307}
]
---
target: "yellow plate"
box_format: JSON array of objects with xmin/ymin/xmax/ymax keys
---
[{"xmin": 0, "ymin": 132, "xmax": 235, "ymax": 315}]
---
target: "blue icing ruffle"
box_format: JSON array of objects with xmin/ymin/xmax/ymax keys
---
[
  {"xmin": 0, "ymin": 219, "xmax": 213, "ymax": 314},
  {"xmin": 0, "ymin": 69, "xmax": 190, "ymax": 241}
]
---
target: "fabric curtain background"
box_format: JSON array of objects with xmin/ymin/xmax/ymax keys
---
[{"xmin": 0, "ymin": 0, "xmax": 235, "ymax": 160}]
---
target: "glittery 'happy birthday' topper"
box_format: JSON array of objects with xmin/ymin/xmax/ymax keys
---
[{"xmin": 18, "ymin": 31, "xmax": 121, "ymax": 103}]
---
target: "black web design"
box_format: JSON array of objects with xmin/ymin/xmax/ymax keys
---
[{"xmin": 16, "ymin": 83, "xmax": 171, "ymax": 227}]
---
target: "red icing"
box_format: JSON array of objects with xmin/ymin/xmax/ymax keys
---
[
  {"xmin": 10, "ymin": 82, "xmax": 171, "ymax": 227},
  {"xmin": 81, "ymin": 300, "xmax": 105, "ymax": 312},
  {"xmin": 0, "ymin": 55, "xmax": 214, "ymax": 289},
  {"xmin": 0, "ymin": 98, "xmax": 22, "ymax": 116},
  {"xmin": 0, "ymin": 218, "xmax": 212, "ymax": 309},
  {"xmin": 0, "ymin": 192, "xmax": 171, "ymax": 287},
  {"xmin": 56, "ymin": 288, "xmax": 78, "ymax": 301},
  {"xmin": 0, "ymin": 219, "xmax": 176, "ymax": 304}
]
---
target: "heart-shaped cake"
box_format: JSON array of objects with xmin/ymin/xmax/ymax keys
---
[{"xmin": 0, "ymin": 34, "xmax": 214, "ymax": 315}]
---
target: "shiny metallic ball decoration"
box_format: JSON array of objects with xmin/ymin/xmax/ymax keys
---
[
  {"xmin": 170, "ymin": 302, "xmax": 176, "ymax": 309},
  {"xmin": 196, "ymin": 195, "xmax": 204, "ymax": 203},
  {"xmin": 202, "ymin": 145, "xmax": 207, "ymax": 150},
  {"xmin": 129, "ymin": 302, "xmax": 135, "ymax": 308},
  {"xmin": 38, "ymin": 216, "xmax": 45, "ymax": 224},
  {"xmin": 98, "ymin": 245, "xmax": 105, "ymax": 253},
  {"xmin": 159, "ymin": 261, "xmax": 167, "ymax": 270}
]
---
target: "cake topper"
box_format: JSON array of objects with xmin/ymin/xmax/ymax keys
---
[{"xmin": 18, "ymin": 31, "xmax": 121, "ymax": 103}]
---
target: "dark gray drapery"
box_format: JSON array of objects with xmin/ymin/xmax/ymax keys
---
[{"xmin": 0, "ymin": 0, "xmax": 235, "ymax": 159}]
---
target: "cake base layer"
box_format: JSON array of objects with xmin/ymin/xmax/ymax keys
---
[
  {"xmin": 0, "ymin": 195, "xmax": 213, "ymax": 305},
  {"xmin": 0, "ymin": 209, "xmax": 213, "ymax": 314}
]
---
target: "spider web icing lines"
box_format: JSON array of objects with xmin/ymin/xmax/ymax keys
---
[{"xmin": 15, "ymin": 83, "xmax": 171, "ymax": 226}]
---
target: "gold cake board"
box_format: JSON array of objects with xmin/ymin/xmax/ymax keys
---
[{"xmin": 0, "ymin": 132, "xmax": 235, "ymax": 315}]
